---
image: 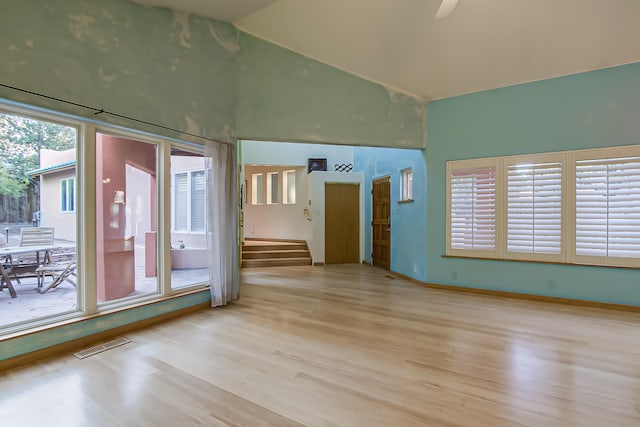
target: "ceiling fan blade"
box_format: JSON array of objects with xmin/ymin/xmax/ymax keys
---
[{"xmin": 435, "ymin": 0, "xmax": 459, "ymax": 19}]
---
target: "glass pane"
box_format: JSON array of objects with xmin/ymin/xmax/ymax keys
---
[
  {"xmin": 0, "ymin": 112, "xmax": 79, "ymax": 328},
  {"xmin": 191, "ymin": 171, "xmax": 205, "ymax": 232},
  {"xmin": 170, "ymin": 148, "xmax": 210, "ymax": 290},
  {"xmin": 174, "ymin": 173, "xmax": 188, "ymax": 231},
  {"xmin": 96, "ymin": 133, "xmax": 157, "ymax": 304},
  {"xmin": 284, "ymin": 170, "xmax": 296, "ymax": 204},
  {"xmin": 60, "ymin": 180, "xmax": 68, "ymax": 211},
  {"xmin": 268, "ymin": 172, "xmax": 279, "ymax": 204}
]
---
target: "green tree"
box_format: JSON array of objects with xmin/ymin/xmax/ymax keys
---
[{"xmin": 0, "ymin": 113, "xmax": 76, "ymax": 196}]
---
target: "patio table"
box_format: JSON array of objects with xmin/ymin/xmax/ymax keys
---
[{"xmin": 0, "ymin": 244, "xmax": 73, "ymax": 298}]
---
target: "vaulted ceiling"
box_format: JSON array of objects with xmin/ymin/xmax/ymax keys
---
[{"xmin": 136, "ymin": 0, "xmax": 640, "ymax": 100}]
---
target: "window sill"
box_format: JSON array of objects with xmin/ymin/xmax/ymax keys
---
[
  {"xmin": 441, "ymin": 254, "xmax": 639, "ymax": 269},
  {"xmin": 398, "ymin": 199, "xmax": 414, "ymax": 204}
]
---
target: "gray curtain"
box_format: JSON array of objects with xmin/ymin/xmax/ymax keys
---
[{"xmin": 205, "ymin": 141, "xmax": 239, "ymax": 306}]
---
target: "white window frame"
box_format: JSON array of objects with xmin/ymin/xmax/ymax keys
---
[
  {"xmin": 0, "ymin": 102, "xmax": 209, "ymax": 338},
  {"xmin": 283, "ymin": 169, "xmax": 296, "ymax": 205},
  {"xmin": 570, "ymin": 145, "xmax": 640, "ymax": 268},
  {"xmin": 172, "ymin": 169, "xmax": 206, "ymax": 233},
  {"xmin": 267, "ymin": 171, "xmax": 279, "ymax": 205},
  {"xmin": 400, "ymin": 167, "xmax": 413, "ymax": 201},
  {"xmin": 446, "ymin": 158, "xmax": 500, "ymax": 259},
  {"xmin": 447, "ymin": 145, "xmax": 640, "ymax": 269},
  {"xmin": 251, "ymin": 173, "xmax": 264, "ymax": 205},
  {"xmin": 60, "ymin": 177, "xmax": 75, "ymax": 213},
  {"xmin": 503, "ymin": 153, "xmax": 566, "ymax": 263}
]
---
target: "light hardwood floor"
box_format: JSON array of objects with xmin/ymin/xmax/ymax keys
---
[{"xmin": 2, "ymin": 264, "xmax": 640, "ymax": 426}]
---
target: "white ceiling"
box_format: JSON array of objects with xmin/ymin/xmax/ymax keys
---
[{"xmin": 137, "ymin": 0, "xmax": 640, "ymax": 100}]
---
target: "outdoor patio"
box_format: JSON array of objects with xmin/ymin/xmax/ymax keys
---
[{"xmin": 1, "ymin": 225, "xmax": 209, "ymax": 327}]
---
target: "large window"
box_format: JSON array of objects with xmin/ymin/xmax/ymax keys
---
[
  {"xmin": 446, "ymin": 145, "xmax": 640, "ymax": 268},
  {"xmin": 0, "ymin": 104, "xmax": 211, "ymax": 336}
]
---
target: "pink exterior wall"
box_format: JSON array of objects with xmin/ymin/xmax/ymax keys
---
[{"xmin": 96, "ymin": 134, "xmax": 156, "ymax": 301}]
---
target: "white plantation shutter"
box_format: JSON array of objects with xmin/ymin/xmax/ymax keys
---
[
  {"xmin": 449, "ymin": 166, "xmax": 496, "ymax": 253},
  {"xmin": 191, "ymin": 170, "xmax": 206, "ymax": 232},
  {"xmin": 174, "ymin": 173, "xmax": 188, "ymax": 231},
  {"xmin": 575, "ymin": 157, "xmax": 640, "ymax": 261},
  {"xmin": 507, "ymin": 161, "xmax": 562, "ymax": 257}
]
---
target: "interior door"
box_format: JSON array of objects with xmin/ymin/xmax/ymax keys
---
[
  {"xmin": 325, "ymin": 183, "xmax": 359, "ymax": 264},
  {"xmin": 372, "ymin": 176, "xmax": 390, "ymax": 270}
]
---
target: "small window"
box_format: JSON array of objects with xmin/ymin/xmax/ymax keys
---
[
  {"xmin": 60, "ymin": 178, "xmax": 75, "ymax": 212},
  {"xmin": 190, "ymin": 170, "xmax": 206, "ymax": 232},
  {"xmin": 283, "ymin": 170, "xmax": 296, "ymax": 204},
  {"xmin": 400, "ymin": 168, "xmax": 413, "ymax": 201},
  {"xmin": 267, "ymin": 172, "xmax": 279, "ymax": 204},
  {"xmin": 251, "ymin": 173, "xmax": 264, "ymax": 205},
  {"xmin": 174, "ymin": 173, "xmax": 188, "ymax": 230}
]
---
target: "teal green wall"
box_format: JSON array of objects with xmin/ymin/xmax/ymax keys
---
[
  {"xmin": 236, "ymin": 32, "xmax": 427, "ymax": 149},
  {"xmin": 354, "ymin": 147, "xmax": 427, "ymax": 281},
  {"xmin": 1, "ymin": 0, "xmax": 238, "ymax": 143},
  {"xmin": 427, "ymin": 63, "xmax": 640, "ymax": 305}
]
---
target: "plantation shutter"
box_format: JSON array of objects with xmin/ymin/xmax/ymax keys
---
[
  {"xmin": 174, "ymin": 173, "xmax": 188, "ymax": 231},
  {"xmin": 449, "ymin": 166, "xmax": 496, "ymax": 251},
  {"xmin": 191, "ymin": 171, "xmax": 206, "ymax": 232},
  {"xmin": 575, "ymin": 157, "xmax": 640, "ymax": 259},
  {"xmin": 507, "ymin": 162, "xmax": 562, "ymax": 255}
]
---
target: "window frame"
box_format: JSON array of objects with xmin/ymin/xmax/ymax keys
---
[
  {"xmin": 570, "ymin": 145, "xmax": 640, "ymax": 268},
  {"xmin": 400, "ymin": 167, "xmax": 413, "ymax": 202},
  {"xmin": 172, "ymin": 169, "xmax": 206, "ymax": 233},
  {"xmin": 446, "ymin": 157, "xmax": 500, "ymax": 259},
  {"xmin": 60, "ymin": 177, "xmax": 76, "ymax": 213},
  {"xmin": 0, "ymin": 102, "xmax": 210, "ymax": 338},
  {"xmin": 282, "ymin": 169, "xmax": 296, "ymax": 205},
  {"xmin": 502, "ymin": 153, "xmax": 566, "ymax": 263}
]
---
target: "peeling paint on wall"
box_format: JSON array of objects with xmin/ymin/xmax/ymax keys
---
[
  {"xmin": 207, "ymin": 21, "xmax": 239, "ymax": 55},
  {"xmin": 236, "ymin": 32, "xmax": 427, "ymax": 149},
  {"xmin": 1, "ymin": 0, "xmax": 238, "ymax": 144},
  {"xmin": 68, "ymin": 14, "xmax": 96, "ymax": 41},
  {"xmin": 172, "ymin": 10, "xmax": 192, "ymax": 48}
]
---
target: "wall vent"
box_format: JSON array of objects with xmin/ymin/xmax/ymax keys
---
[{"xmin": 73, "ymin": 337, "xmax": 131, "ymax": 359}]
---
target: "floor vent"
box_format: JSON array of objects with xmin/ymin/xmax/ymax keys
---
[{"xmin": 73, "ymin": 337, "xmax": 131, "ymax": 359}]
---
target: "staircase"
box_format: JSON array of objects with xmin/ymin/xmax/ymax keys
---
[{"xmin": 241, "ymin": 239, "xmax": 312, "ymax": 268}]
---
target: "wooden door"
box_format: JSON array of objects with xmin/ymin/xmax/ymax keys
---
[
  {"xmin": 372, "ymin": 176, "xmax": 390, "ymax": 270},
  {"xmin": 325, "ymin": 183, "xmax": 360, "ymax": 264}
]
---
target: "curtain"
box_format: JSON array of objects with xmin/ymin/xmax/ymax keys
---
[{"xmin": 205, "ymin": 141, "xmax": 239, "ymax": 307}]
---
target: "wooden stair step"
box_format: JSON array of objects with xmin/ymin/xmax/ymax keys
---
[
  {"xmin": 242, "ymin": 250, "xmax": 311, "ymax": 259},
  {"xmin": 241, "ymin": 257, "xmax": 312, "ymax": 268},
  {"xmin": 242, "ymin": 244, "xmax": 307, "ymax": 252}
]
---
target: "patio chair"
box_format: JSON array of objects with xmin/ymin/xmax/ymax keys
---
[{"xmin": 36, "ymin": 254, "xmax": 76, "ymax": 294}]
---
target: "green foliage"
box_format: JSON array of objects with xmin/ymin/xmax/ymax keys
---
[{"xmin": 0, "ymin": 113, "xmax": 76, "ymax": 196}]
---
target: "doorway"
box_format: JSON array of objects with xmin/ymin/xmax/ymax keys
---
[
  {"xmin": 372, "ymin": 176, "xmax": 390, "ymax": 270},
  {"xmin": 325, "ymin": 183, "xmax": 359, "ymax": 264}
]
